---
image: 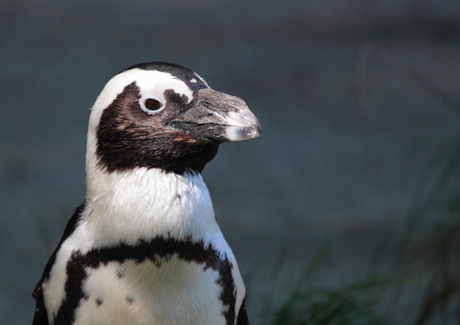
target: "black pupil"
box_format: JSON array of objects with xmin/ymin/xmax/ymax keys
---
[{"xmin": 145, "ymin": 99, "xmax": 161, "ymax": 111}]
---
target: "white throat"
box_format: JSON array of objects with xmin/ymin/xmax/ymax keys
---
[{"xmin": 84, "ymin": 165, "xmax": 221, "ymax": 248}]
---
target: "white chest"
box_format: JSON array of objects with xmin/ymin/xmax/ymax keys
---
[{"xmin": 73, "ymin": 254, "xmax": 232, "ymax": 325}]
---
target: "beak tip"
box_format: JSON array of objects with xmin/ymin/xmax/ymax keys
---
[{"xmin": 225, "ymin": 124, "xmax": 262, "ymax": 142}]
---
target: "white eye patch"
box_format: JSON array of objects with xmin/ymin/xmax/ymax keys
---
[
  {"xmin": 91, "ymin": 69, "xmax": 195, "ymax": 124},
  {"xmin": 137, "ymin": 74, "xmax": 194, "ymax": 115}
]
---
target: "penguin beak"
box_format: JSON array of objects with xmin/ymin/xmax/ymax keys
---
[{"xmin": 171, "ymin": 88, "xmax": 261, "ymax": 142}]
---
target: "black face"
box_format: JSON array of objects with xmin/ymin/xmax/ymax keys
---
[
  {"xmin": 95, "ymin": 62, "xmax": 261, "ymax": 175},
  {"xmin": 95, "ymin": 65, "xmax": 219, "ymax": 175}
]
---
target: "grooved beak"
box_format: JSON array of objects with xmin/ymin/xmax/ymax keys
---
[{"xmin": 172, "ymin": 88, "xmax": 261, "ymax": 142}]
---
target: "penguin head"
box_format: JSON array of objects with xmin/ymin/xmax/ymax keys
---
[{"xmin": 86, "ymin": 62, "xmax": 261, "ymax": 174}]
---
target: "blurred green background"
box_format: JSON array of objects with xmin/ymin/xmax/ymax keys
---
[{"xmin": 1, "ymin": 1, "xmax": 460, "ymax": 324}]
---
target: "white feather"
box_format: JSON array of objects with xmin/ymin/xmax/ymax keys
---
[{"xmin": 74, "ymin": 258, "xmax": 225, "ymax": 324}]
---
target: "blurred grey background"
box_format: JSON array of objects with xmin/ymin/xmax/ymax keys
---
[{"xmin": 1, "ymin": 1, "xmax": 460, "ymax": 324}]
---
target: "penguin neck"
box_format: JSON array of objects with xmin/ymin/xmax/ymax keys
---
[{"xmin": 84, "ymin": 152, "xmax": 221, "ymax": 248}]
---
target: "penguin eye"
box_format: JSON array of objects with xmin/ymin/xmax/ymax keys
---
[{"xmin": 143, "ymin": 98, "xmax": 164, "ymax": 114}]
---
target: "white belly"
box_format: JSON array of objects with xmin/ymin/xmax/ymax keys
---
[{"xmin": 73, "ymin": 256, "xmax": 228, "ymax": 325}]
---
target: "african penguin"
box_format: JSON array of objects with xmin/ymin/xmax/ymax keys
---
[{"xmin": 32, "ymin": 62, "xmax": 261, "ymax": 325}]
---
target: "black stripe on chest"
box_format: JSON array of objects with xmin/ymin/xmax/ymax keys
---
[{"xmin": 54, "ymin": 237, "xmax": 237, "ymax": 325}]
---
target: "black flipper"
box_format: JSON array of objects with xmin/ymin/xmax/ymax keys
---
[
  {"xmin": 236, "ymin": 298, "xmax": 250, "ymax": 325},
  {"xmin": 31, "ymin": 202, "xmax": 86, "ymax": 325}
]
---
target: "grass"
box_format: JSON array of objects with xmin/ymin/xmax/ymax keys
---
[
  {"xmin": 255, "ymin": 214, "xmax": 459, "ymax": 324},
  {"xmin": 260, "ymin": 254, "xmax": 396, "ymax": 325}
]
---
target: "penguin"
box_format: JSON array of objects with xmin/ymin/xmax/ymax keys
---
[{"xmin": 32, "ymin": 62, "xmax": 261, "ymax": 325}]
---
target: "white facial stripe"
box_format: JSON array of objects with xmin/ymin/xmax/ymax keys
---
[
  {"xmin": 193, "ymin": 72, "xmax": 209, "ymax": 88},
  {"xmin": 89, "ymin": 69, "xmax": 194, "ymax": 128},
  {"xmin": 139, "ymin": 79, "xmax": 193, "ymax": 106}
]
